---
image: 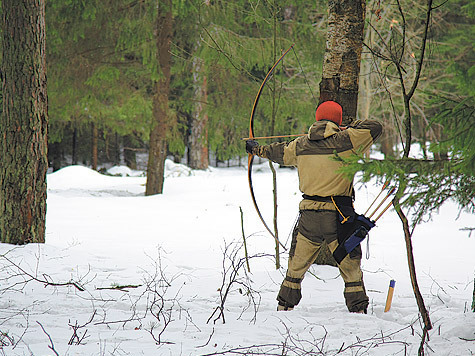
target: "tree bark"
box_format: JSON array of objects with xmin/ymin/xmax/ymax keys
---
[
  {"xmin": 145, "ymin": 0, "xmax": 172, "ymax": 195},
  {"xmin": 123, "ymin": 134, "xmax": 137, "ymax": 170},
  {"xmin": 389, "ymin": 0, "xmax": 434, "ymax": 341},
  {"xmin": 315, "ymin": 0, "xmax": 366, "ymax": 266},
  {"xmin": 72, "ymin": 123, "xmax": 78, "ymax": 165},
  {"xmin": 394, "ymin": 200, "xmax": 432, "ymax": 333},
  {"xmin": 380, "ymin": 127, "xmax": 396, "ymax": 158},
  {"xmin": 472, "ymin": 277, "xmax": 475, "ymax": 312},
  {"xmin": 113, "ymin": 132, "xmax": 121, "ymax": 166},
  {"xmin": 359, "ymin": 9, "xmax": 373, "ymax": 123},
  {"xmin": 0, "ymin": 0, "xmax": 48, "ymax": 244},
  {"xmin": 189, "ymin": 1, "xmax": 209, "ymax": 170},
  {"xmin": 91, "ymin": 122, "xmax": 98, "ymax": 170},
  {"xmin": 319, "ymin": 0, "xmax": 366, "ymax": 126},
  {"xmin": 48, "ymin": 142, "xmax": 63, "ymax": 172},
  {"xmin": 189, "ymin": 55, "xmax": 209, "ymax": 170}
]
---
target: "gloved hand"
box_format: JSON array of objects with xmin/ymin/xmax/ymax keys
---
[{"xmin": 245, "ymin": 140, "xmax": 259, "ymax": 155}]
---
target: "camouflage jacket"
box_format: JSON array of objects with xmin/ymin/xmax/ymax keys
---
[{"xmin": 255, "ymin": 119, "xmax": 382, "ymax": 211}]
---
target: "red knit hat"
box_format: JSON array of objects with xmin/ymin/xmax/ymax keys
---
[{"xmin": 315, "ymin": 101, "xmax": 342, "ymax": 126}]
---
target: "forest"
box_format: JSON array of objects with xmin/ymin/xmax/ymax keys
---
[
  {"xmin": 39, "ymin": 0, "xmax": 474, "ymax": 236},
  {"xmin": 0, "ymin": 1, "xmax": 474, "ymax": 354},
  {"xmin": 41, "ymin": 0, "xmax": 472, "ymax": 172}
]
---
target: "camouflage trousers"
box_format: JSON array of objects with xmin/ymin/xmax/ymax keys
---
[{"xmin": 277, "ymin": 209, "xmax": 369, "ymax": 313}]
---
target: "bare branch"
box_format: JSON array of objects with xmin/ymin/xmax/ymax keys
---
[
  {"xmin": 207, "ymin": 240, "xmax": 267, "ymax": 324},
  {"xmin": 96, "ymin": 284, "xmax": 142, "ymax": 291},
  {"xmin": 68, "ymin": 310, "xmax": 97, "ymax": 345},
  {"xmin": 36, "ymin": 322, "xmax": 59, "ymax": 356},
  {"xmin": 0, "ymin": 254, "xmax": 86, "ymax": 292},
  {"xmin": 407, "ymin": 0, "xmax": 434, "ymax": 100}
]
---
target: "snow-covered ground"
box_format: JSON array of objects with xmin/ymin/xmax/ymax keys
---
[{"xmin": 0, "ymin": 161, "xmax": 473, "ymax": 355}]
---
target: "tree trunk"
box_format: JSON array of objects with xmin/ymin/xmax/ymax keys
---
[
  {"xmin": 359, "ymin": 10, "xmax": 373, "ymax": 123},
  {"xmin": 319, "ymin": 0, "xmax": 366, "ymax": 126},
  {"xmin": 394, "ymin": 200, "xmax": 432, "ymax": 332},
  {"xmin": 189, "ymin": 55, "xmax": 209, "ymax": 170},
  {"xmin": 91, "ymin": 122, "xmax": 98, "ymax": 170},
  {"xmin": 113, "ymin": 132, "xmax": 121, "ymax": 166},
  {"xmin": 123, "ymin": 134, "xmax": 137, "ymax": 170},
  {"xmin": 315, "ymin": 0, "xmax": 366, "ymax": 265},
  {"xmin": 188, "ymin": 2, "xmax": 209, "ymax": 170},
  {"xmin": 145, "ymin": 0, "xmax": 172, "ymax": 195},
  {"xmin": 72, "ymin": 124, "xmax": 78, "ymax": 165},
  {"xmin": 48, "ymin": 142, "xmax": 63, "ymax": 172},
  {"xmin": 380, "ymin": 126, "xmax": 396, "ymax": 158},
  {"xmin": 387, "ymin": 1, "xmax": 434, "ymax": 347},
  {"xmin": 0, "ymin": 0, "xmax": 48, "ymax": 244},
  {"xmin": 472, "ymin": 277, "xmax": 475, "ymax": 312}
]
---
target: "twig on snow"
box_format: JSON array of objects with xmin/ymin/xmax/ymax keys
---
[{"xmin": 37, "ymin": 321, "xmax": 59, "ymax": 356}]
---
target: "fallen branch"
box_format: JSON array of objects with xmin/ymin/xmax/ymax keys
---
[
  {"xmin": 1, "ymin": 254, "xmax": 85, "ymax": 292},
  {"xmin": 0, "ymin": 330, "xmax": 15, "ymax": 347},
  {"xmin": 68, "ymin": 310, "xmax": 97, "ymax": 345},
  {"xmin": 37, "ymin": 322, "xmax": 59, "ymax": 356},
  {"xmin": 96, "ymin": 284, "xmax": 142, "ymax": 291},
  {"xmin": 197, "ymin": 327, "xmax": 215, "ymax": 348}
]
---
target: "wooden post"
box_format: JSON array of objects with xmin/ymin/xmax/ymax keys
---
[{"xmin": 384, "ymin": 279, "xmax": 396, "ymax": 312}]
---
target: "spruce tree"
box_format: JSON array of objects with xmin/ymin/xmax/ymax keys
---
[{"xmin": 47, "ymin": 0, "xmax": 153, "ymax": 169}]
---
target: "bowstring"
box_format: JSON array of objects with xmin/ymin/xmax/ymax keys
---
[{"xmin": 292, "ymin": 46, "xmax": 318, "ymax": 107}]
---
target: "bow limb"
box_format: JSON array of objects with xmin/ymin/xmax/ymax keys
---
[
  {"xmin": 248, "ymin": 44, "xmax": 294, "ymax": 139},
  {"xmin": 248, "ymin": 153, "xmax": 286, "ymax": 250},
  {"xmin": 248, "ymin": 45, "xmax": 293, "ymax": 251}
]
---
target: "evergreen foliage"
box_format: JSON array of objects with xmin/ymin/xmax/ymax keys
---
[
  {"xmin": 338, "ymin": 0, "xmax": 474, "ymax": 226},
  {"xmin": 45, "ymin": 0, "xmax": 327, "ymax": 168},
  {"xmin": 42, "ymin": 0, "xmax": 472, "ymax": 222}
]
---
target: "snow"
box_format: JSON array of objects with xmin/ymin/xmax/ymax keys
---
[{"xmin": 0, "ymin": 160, "xmax": 474, "ymax": 355}]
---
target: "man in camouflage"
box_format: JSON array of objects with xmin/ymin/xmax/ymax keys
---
[{"xmin": 246, "ymin": 101, "xmax": 382, "ymax": 313}]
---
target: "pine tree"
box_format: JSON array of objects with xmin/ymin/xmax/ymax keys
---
[
  {"xmin": 0, "ymin": 0, "xmax": 48, "ymax": 244},
  {"xmin": 145, "ymin": 0, "xmax": 172, "ymax": 195}
]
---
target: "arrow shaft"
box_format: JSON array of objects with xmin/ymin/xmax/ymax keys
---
[
  {"xmin": 242, "ymin": 133, "xmax": 306, "ymax": 141},
  {"xmin": 368, "ymin": 186, "xmax": 396, "ymax": 219},
  {"xmin": 374, "ymin": 201, "xmax": 394, "ymax": 222},
  {"xmin": 364, "ymin": 180, "xmax": 390, "ymax": 216}
]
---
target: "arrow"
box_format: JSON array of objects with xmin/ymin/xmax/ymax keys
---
[{"xmin": 242, "ymin": 133, "xmax": 306, "ymax": 140}]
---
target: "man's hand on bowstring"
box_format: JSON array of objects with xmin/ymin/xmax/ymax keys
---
[{"xmin": 246, "ymin": 140, "xmax": 259, "ymax": 155}]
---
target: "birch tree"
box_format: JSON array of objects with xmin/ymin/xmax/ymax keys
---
[
  {"xmin": 314, "ymin": 0, "xmax": 366, "ymax": 266},
  {"xmin": 319, "ymin": 0, "xmax": 366, "ymax": 125}
]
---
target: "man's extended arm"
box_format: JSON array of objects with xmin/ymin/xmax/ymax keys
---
[
  {"xmin": 345, "ymin": 120, "xmax": 383, "ymax": 153},
  {"xmin": 246, "ymin": 140, "xmax": 295, "ymax": 166}
]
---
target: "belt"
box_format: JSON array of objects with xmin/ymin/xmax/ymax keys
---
[{"xmin": 302, "ymin": 194, "xmax": 353, "ymax": 206}]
